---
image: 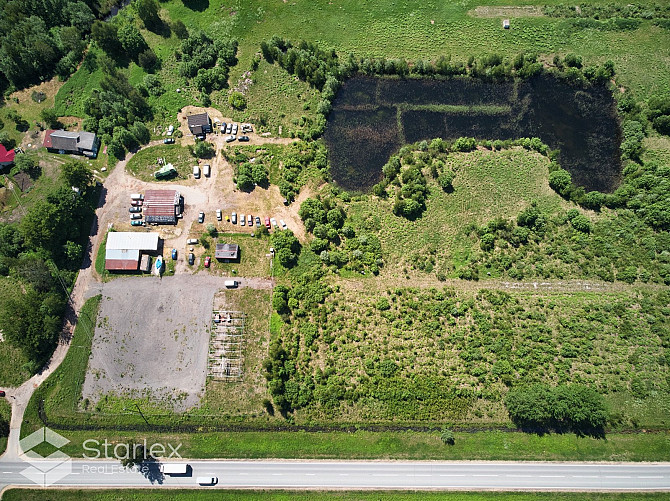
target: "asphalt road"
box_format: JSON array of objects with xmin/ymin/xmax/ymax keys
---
[{"xmin": 1, "ymin": 459, "xmax": 669, "ymax": 491}]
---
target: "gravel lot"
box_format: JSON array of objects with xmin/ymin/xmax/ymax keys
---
[{"xmin": 81, "ymin": 274, "xmax": 269, "ymax": 411}]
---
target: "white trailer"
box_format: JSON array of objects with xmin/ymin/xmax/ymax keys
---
[{"xmin": 160, "ymin": 463, "xmax": 188, "ymax": 475}]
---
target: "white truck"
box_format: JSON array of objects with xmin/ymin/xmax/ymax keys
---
[
  {"xmin": 225, "ymin": 280, "xmax": 238, "ymax": 288},
  {"xmin": 160, "ymin": 463, "xmax": 188, "ymax": 475}
]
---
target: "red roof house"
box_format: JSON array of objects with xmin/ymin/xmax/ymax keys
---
[{"xmin": 0, "ymin": 145, "xmax": 15, "ymax": 167}]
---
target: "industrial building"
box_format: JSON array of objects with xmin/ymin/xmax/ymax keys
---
[
  {"xmin": 144, "ymin": 189, "xmax": 181, "ymax": 225},
  {"xmin": 105, "ymin": 232, "xmax": 160, "ymax": 271}
]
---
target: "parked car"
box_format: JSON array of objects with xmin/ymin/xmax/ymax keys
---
[
  {"xmin": 131, "ymin": 200, "xmax": 143, "ymax": 206},
  {"xmin": 198, "ymin": 211, "xmax": 204, "ymax": 223},
  {"xmin": 232, "ymin": 124, "xmax": 238, "ymax": 134},
  {"xmin": 226, "ymin": 123, "xmax": 233, "ymax": 134},
  {"xmin": 220, "ymin": 123, "xmax": 227, "ymax": 133},
  {"xmin": 238, "ymin": 135, "xmax": 250, "ymax": 142},
  {"xmin": 0, "ymin": 390, "xmax": 5, "ymax": 397},
  {"xmin": 187, "ymin": 238, "xmax": 198, "ymax": 245},
  {"xmin": 171, "ymin": 249, "xmax": 177, "ymax": 260},
  {"xmin": 131, "ymin": 220, "xmax": 144, "ymax": 226},
  {"xmin": 280, "ymin": 219, "xmax": 287, "ymax": 229},
  {"xmin": 163, "ymin": 138, "xmax": 175, "ymax": 144},
  {"xmin": 130, "ymin": 214, "xmax": 142, "ymax": 220},
  {"xmin": 225, "ymin": 135, "xmax": 236, "ymax": 142},
  {"xmin": 166, "ymin": 125, "xmax": 174, "ymax": 136},
  {"xmin": 231, "ymin": 212, "xmax": 237, "ymax": 224},
  {"xmin": 270, "ymin": 217, "xmax": 278, "ymax": 228},
  {"xmin": 240, "ymin": 214, "xmax": 245, "ymax": 226},
  {"xmin": 204, "ymin": 256, "xmax": 211, "ymax": 268},
  {"xmin": 242, "ymin": 124, "xmax": 253, "ymax": 133},
  {"xmin": 264, "ymin": 216, "xmax": 271, "ymax": 229},
  {"xmin": 247, "ymin": 214, "xmax": 252, "ymax": 226},
  {"xmin": 197, "ymin": 476, "xmax": 218, "ymax": 485},
  {"xmin": 216, "ymin": 209, "xmax": 222, "ymax": 221},
  {"xmin": 203, "ymin": 164, "xmax": 211, "ymax": 177},
  {"xmin": 255, "ymin": 216, "xmax": 261, "ymax": 227},
  {"xmin": 129, "ymin": 207, "xmax": 142, "ymax": 213},
  {"xmin": 188, "ymin": 253, "xmax": 195, "ymax": 265},
  {"xmin": 130, "ymin": 193, "xmax": 144, "ymax": 201},
  {"xmin": 193, "ymin": 165, "xmax": 201, "ymax": 178}
]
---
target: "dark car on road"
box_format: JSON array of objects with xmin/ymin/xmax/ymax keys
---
[
  {"xmin": 188, "ymin": 253, "xmax": 195, "ymax": 265},
  {"xmin": 238, "ymin": 135, "xmax": 250, "ymax": 142}
]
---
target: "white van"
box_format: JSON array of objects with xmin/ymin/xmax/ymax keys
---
[
  {"xmin": 193, "ymin": 165, "xmax": 201, "ymax": 179},
  {"xmin": 160, "ymin": 463, "xmax": 188, "ymax": 475},
  {"xmin": 130, "ymin": 193, "xmax": 143, "ymax": 201},
  {"xmin": 187, "ymin": 238, "xmax": 198, "ymax": 245},
  {"xmin": 225, "ymin": 280, "xmax": 238, "ymax": 288},
  {"xmin": 197, "ymin": 476, "xmax": 218, "ymax": 485},
  {"xmin": 203, "ymin": 164, "xmax": 211, "ymax": 177}
]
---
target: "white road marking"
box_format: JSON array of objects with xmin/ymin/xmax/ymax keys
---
[
  {"xmin": 473, "ymin": 474, "xmax": 498, "ymax": 477},
  {"xmin": 440, "ymin": 474, "xmax": 466, "ymax": 477},
  {"xmin": 540, "ymin": 475, "xmax": 565, "ymax": 478},
  {"xmin": 638, "ymin": 476, "xmax": 664, "ymax": 479},
  {"xmin": 573, "ymin": 475, "xmax": 598, "ymax": 478}
]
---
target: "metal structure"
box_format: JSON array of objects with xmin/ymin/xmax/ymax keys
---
[{"xmin": 207, "ymin": 310, "xmax": 245, "ymax": 380}]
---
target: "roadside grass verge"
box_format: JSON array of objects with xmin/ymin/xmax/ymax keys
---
[
  {"xmin": 32, "ymin": 428, "xmax": 670, "ymax": 462},
  {"xmin": 4, "ymin": 490, "xmax": 670, "ymax": 501},
  {"xmin": 125, "ymin": 144, "xmax": 196, "ymax": 182},
  {"xmin": 21, "ymin": 296, "xmax": 101, "ymax": 446}
]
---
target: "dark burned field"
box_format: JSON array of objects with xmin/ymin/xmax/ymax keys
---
[{"xmin": 324, "ymin": 75, "xmax": 621, "ymax": 193}]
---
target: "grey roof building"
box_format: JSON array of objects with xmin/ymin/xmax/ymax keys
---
[
  {"xmin": 44, "ymin": 129, "xmax": 99, "ymax": 158},
  {"xmin": 187, "ymin": 112, "xmax": 211, "ymax": 137}
]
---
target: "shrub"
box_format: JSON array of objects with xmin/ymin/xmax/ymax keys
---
[
  {"xmin": 229, "ymin": 91, "xmax": 247, "ymax": 110},
  {"xmin": 440, "ymin": 428, "xmax": 455, "ymax": 445},
  {"xmin": 452, "ymin": 137, "xmax": 477, "ymax": 152},
  {"xmin": 549, "ymin": 168, "xmax": 572, "ymax": 197}
]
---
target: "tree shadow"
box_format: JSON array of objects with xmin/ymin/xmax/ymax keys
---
[
  {"xmin": 182, "ymin": 0, "xmax": 209, "ymax": 12},
  {"xmin": 139, "ymin": 458, "xmax": 165, "ymax": 484}
]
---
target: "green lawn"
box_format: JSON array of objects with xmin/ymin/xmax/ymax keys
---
[
  {"xmin": 3, "ymin": 491, "xmax": 669, "ymax": 501},
  {"xmin": 125, "ymin": 144, "xmax": 197, "ymax": 182}
]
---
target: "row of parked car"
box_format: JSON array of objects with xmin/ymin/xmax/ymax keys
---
[
  {"xmin": 129, "ymin": 195, "xmax": 144, "ymax": 225},
  {"xmin": 196, "ymin": 209, "xmax": 287, "ymax": 230},
  {"xmin": 222, "ymin": 122, "xmax": 252, "ymax": 143}
]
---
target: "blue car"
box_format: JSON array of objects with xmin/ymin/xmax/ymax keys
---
[{"xmin": 171, "ymin": 248, "xmax": 177, "ymax": 260}]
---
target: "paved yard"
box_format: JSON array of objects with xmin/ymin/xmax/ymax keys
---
[{"xmin": 82, "ymin": 274, "xmax": 271, "ymax": 411}]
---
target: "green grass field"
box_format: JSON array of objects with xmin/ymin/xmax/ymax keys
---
[
  {"xmin": 3, "ymin": 491, "xmax": 669, "ymax": 501},
  {"xmin": 125, "ymin": 144, "xmax": 197, "ymax": 182}
]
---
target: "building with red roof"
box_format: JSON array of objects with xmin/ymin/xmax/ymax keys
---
[{"xmin": 0, "ymin": 145, "xmax": 15, "ymax": 167}]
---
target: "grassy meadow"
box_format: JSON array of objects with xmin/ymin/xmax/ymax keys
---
[
  {"xmin": 126, "ymin": 144, "xmax": 197, "ymax": 182},
  {"xmin": 349, "ymin": 147, "xmax": 569, "ymax": 278},
  {"xmin": 0, "ymin": 277, "xmax": 30, "ymax": 387}
]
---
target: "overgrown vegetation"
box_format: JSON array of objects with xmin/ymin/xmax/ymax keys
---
[{"xmin": 0, "ymin": 161, "xmax": 97, "ymax": 374}]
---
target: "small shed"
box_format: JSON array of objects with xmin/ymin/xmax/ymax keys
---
[
  {"xmin": 215, "ymin": 243, "xmax": 239, "ymax": 261},
  {"xmin": 503, "ymin": 19, "xmax": 510, "ymax": 29}
]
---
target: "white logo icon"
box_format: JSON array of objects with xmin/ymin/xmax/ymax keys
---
[{"xmin": 19, "ymin": 427, "xmax": 72, "ymax": 486}]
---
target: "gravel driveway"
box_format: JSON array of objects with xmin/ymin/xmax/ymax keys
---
[{"xmin": 82, "ymin": 274, "xmax": 272, "ymax": 411}]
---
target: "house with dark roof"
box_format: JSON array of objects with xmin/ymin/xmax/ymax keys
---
[
  {"xmin": 215, "ymin": 243, "xmax": 239, "ymax": 261},
  {"xmin": 0, "ymin": 145, "xmax": 15, "ymax": 168},
  {"xmin": 187, "ymin": 112, "xmax": 211, "ymax": 138},
  {"xmin": 44, "ymin": 129, "xmax": 99, "ymax": 158}
]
